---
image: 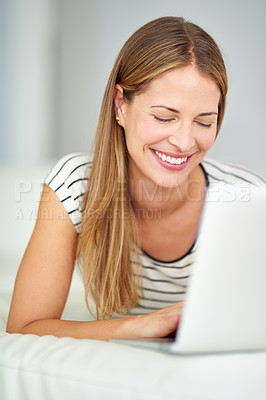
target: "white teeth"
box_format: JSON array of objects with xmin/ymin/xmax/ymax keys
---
[{"xmin": 154, "ymin": 150, "xmax": 188, "ymax": 165}]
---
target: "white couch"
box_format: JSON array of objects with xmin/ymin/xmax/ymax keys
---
[{"xmin": 1, "ymin": 163, "xmax": 266, "ymax": 400}]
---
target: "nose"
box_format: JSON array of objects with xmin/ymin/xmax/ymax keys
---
[{"xmin": 168, "ymin": 122, "xmax": 195, "ymax": 152}]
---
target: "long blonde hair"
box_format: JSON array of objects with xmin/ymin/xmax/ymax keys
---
[{"xmin": 76, "ymin": 16, "xmax": 228, "ymax": 319}]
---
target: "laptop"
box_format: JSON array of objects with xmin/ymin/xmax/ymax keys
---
[{"xmin": 111, "ymin": 183, "xmax": 266, "ymax": 354}]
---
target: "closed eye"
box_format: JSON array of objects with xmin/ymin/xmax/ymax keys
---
[
  {"xmin": 154, "ymin": 116, "xmax": 175, "ymax": 123},
  {"xmin": 195, "ymin": 121, "xmax": 212, "ymax": 128},
  {"xmin": 154, "ymin": 115, "xmax": 213, "ymax": 127}
]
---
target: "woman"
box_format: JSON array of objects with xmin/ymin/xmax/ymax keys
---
[{"xmin": 6, "ymin": 17, "xmax": 265, "ymax": 340}]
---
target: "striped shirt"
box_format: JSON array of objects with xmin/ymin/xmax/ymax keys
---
[{"xmin": 44, "ymin": 153, "xmax": 265, "ymax": 316}]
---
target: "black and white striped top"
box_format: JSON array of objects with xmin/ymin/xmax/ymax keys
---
[{"xmin": 44, "ymin": 153, "xmax": 265, "ymax": 316}]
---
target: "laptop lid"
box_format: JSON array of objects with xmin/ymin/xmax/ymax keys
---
[{"xmin": 173, "ymin": 183, "xmax": 266, "ymax": 354}]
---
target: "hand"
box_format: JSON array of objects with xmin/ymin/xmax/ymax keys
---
[{"xmin": 120, "ymin": 302, "xmax": 184, "ymax": 339}]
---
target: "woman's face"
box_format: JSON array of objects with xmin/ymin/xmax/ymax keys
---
[{"xmin": 116, "ymin": 66, "xmax": 220, "ymax": 190}]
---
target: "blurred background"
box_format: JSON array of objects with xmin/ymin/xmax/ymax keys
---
[{"xmin": 0, "ymin": 0, "xmax": 266, "ymax": 268}]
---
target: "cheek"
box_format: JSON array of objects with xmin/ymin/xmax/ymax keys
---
[
  {"xmin": 125, "ymin": 116, "xmax": 165, "ymax": 147},
  {"xmin": 198, "ymin": 129, "xmax": 216, "ymax": 151},
  {"xmin": 140, "ymin": 123, "xmax": 165, "ymax": 145},
  {"xmin": 137, "ymin": 118, "xmax": 173, "ymax": 146}
]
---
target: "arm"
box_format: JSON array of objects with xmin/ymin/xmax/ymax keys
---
[{"xmin": 6, "ymin": 184, "xmax": 183, "ymax": 340}]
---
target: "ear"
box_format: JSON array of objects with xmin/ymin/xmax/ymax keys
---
[{"xmin": 113, "ymin": 84, "xmax": 126, "ymax": 128}]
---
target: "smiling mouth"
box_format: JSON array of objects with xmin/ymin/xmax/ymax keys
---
[{"xmin": 153, "ymin": 150, "xmax": 189, "ymax": 165}]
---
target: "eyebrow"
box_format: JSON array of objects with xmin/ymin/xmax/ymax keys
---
[{"xmin": 151, "ymin": 105, "xmax": 218, "ymax": 116}]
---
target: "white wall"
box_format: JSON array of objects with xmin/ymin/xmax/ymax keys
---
[
  {"xmin": 59, "ymin": 0, "xmax": 266, "ymax": 175},
  {"xmin": 0, "ymin": 0, "xmax": 59, "ymax": 164}
]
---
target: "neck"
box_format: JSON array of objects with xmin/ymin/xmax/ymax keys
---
[{"xmin": 128, "ymin": 164, "xmax": 206, "ymax": 219}]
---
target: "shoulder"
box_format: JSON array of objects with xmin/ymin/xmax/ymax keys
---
[
  {"xmin": 44, "ymin": 153, "xmax": 93, "ymax": 232},
  {"xmin": 201, "ymin": 157, "xmax": 266, "ymax": 188},
  {"xmin": 44, "ymin": 153, "xmax": 92, "ymax": 188}
]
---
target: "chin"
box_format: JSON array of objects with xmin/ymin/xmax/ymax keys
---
[{"xmin": 152, "ymin": 175, "xmax": 188, "ymax": 190}]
